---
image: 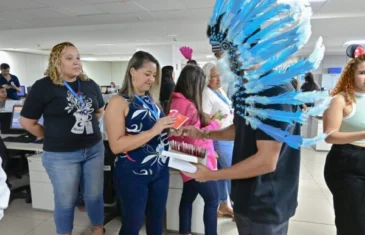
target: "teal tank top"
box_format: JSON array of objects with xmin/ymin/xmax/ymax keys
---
[{"xmin": 339, "ymin": 92, "xmax": 365, "ymax": 144}]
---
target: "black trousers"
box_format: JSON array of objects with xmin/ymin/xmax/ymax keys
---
[{"xmin": 324, "ymin": 144, "xmax": 365, "ymax": 235}]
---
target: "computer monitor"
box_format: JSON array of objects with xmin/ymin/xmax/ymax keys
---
[
  {"xmin": 10, "ymin": 105, "xmax": 43, "ymax": 130},
  {"xmin": 17, "ymin": 86, "xmax": 26, "ymax": 98},
  {"xmin": 11, "ymin": 105, "xmax": 24, "ymax": 130}
]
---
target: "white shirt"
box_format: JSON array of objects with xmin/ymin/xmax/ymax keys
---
[
  {"xmin": 202, "ymin": 87, "xmax": 233, "ymax": 128},
  {"xmin": 0, "ymin": 158, "xmax": 10, "ymax": 220}
]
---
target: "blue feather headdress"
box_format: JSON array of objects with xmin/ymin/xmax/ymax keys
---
[{"xmin": 207, "ymin": 0, "xmax": 329, "ymax": 149}]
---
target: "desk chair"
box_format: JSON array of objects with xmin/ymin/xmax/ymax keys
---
[{"xmin": 0, "ymin": 137, "xmax": 31, "ymax": 204}]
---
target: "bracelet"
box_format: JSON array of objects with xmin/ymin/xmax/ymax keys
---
[{"xmin": 203, "ymin": 130, "xmax": 210, "ymax": 139}]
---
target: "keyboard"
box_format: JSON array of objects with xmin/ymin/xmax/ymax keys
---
[{"xmin": 3, "ymin": 134, "xmax": 41, "ymax": 143}]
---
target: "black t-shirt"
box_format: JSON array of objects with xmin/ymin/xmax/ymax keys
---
[
  {"xmin": 21, "ymin": 77, "xmax": 105, "ymax": 152},
  {"xmin": 232, "ymin": 83, "xmax": 301, "ymax": 224}
]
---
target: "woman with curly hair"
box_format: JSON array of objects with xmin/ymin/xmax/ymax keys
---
[
  {"xmin": 19, "ymin": 42, "xmax": 105, "ymax": 235},
  {"xmin": 323, "ymin": 45, "xmax": 365, "ymax": 235}
]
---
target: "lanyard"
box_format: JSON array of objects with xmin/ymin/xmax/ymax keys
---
[
  {"xmin": 211, "ymin": 89, "xmax": 231, "ymax": 107},
  {"xmin": 63, "ymin": 79, "xmax": 84, "ymax": 106},
  {"xmin": 135, "ymin": 95, "xmax": 159, "ymax": 120}
]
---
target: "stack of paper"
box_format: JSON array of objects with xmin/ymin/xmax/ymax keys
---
[{"xmin": 162, "ymin": 149, "xmax": 206, "ymax": 173}]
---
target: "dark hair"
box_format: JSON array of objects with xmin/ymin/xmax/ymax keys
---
[
  {"xmin": 120, "ymin": 51, "xmax": 161, "ymax": 102},
  {"xmin": 161, "ymin": 66, "xmax": 174, "ymax": 82},
  {"xmin": 168, "ymin": 65, "xmax": 209, "ymax": 126},
  {"xmin": 0, "ymin": 63, "xmax": 10, "ymax": 70},
  {"xmin": 187, "ymin": 60, "xmax": 198, "ymax": 66},
  {"xmin": 303, "ymin": 72, "xmax": 320, "ymax": 91}
]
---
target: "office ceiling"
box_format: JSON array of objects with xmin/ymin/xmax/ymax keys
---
[{"xmin": 0, "ymin": 0, "xmax": 364, "ymax": 61}]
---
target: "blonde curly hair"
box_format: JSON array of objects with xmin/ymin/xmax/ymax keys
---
[
  {"xmin": 44, "ymin": 42, "xmax": 88, "ymax": 85},
  {"xmin": 331, "ymin": 54, "xmax": 365, "ymax": 105}
]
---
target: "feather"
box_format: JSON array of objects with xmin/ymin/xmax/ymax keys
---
[
  {"xmin": 305, "ymin": 97, "xmax": 333, "ymax": 117},
  {"xmin": 179, "ymin": 46, "xmax": 193, "ymax": 60},
  {"xmin": 242, "ymin": 115, "xmax": 327, "ymax": 149},
  {"xmin": 242, "ymin": 90, "xmax": 330, "ymax": 105},
  {"xmin": 245, "ymin": 106, "xmax": 306, "ymax": 124},
  {"xmin": 217, "ymin": 51, "xmax": 238, "ymax": 88},
  {"xmin": 243, "ymin": 37, "xmax": 325, "ymax": 93},
  {"xmin": 239, "ymin": 20, "xmax": 311, "ymax": 69},
  {"xmin": 245, "ymin": 45, "xmax": 300, "ymax": 80},
  {"xmin": 243, "ymin": 115, "xmax": 302, "ymax": 149},
  {"xmin": 235, "ymin": 3, "xmax": 293, "ymax": 45},
  {"xmin": 301, "ymin": 133, "xmax": 329, "ymax": 147},
  {"xmin": 209, "ymin": 0, "xmax": 227, "ymax": 26},
  {"xmin": 220, "ymin": 0, "xmax": 243, "ymax": 31}
]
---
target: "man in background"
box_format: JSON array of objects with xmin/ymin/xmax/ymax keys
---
[{"xmin": 0, "ymin": 87, "xmax": 7, "ymax": 109}]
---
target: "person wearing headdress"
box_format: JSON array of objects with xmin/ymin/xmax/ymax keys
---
[
  {"xmin": 174, "ymin": 1, "xmax": 329, "ymax": 234},
  {"xmin": 323, "ymin": 44, "xmax": 365, "ymax": 235}
]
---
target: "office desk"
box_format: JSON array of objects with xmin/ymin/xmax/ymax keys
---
[{"xmin": 1, "ymin": 134, "xmax": 43, "ymax": 152}]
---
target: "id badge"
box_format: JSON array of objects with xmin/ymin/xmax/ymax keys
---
[{"xmin": 85, "ymin": 121, "xmax": 94, "ymax": 134}]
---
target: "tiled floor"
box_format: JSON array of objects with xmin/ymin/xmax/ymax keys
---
[{"xmin": 1, "ymin": 148, "xmax": 336, "ymax": 235}]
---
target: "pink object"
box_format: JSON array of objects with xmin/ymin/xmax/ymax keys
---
[
  {"xmin": 179, "ymin": 46, "xmax": 193, "ymax": 60},
  {"xmin": 169, "ymin": 92, "xmax": 220, "ymax": 182}
]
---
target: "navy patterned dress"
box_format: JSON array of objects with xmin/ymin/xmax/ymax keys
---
[{"xmin": 113, "ymin": 94, "xmax": 170, "ymax": 235}]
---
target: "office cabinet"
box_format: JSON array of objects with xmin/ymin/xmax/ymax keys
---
[
  {"xmin": 166, "ymin": 171, "xmax": 205, "ymax": 234},
  {"xmin": 28, "ymin": 154, "xmax": 54, "ymax": 211}
]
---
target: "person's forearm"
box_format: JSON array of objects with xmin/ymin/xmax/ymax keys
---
[
  {"xmin": 110, "ymin": 130, "xmax": 158, "ymax": 154},
  {"xmin": 325, "ymin": 131, "xmax": 365, "ymax": 145},
  {"xmin": 26, "ymin": 124, "xmax": 44, "ymax": 138},
  {"xmin": 96, "ymin": 112, "xmax": 103, "ymax": 120},
  {"xmin": 205, "ymin": 154, "xmax": 275, "ymax": 181},
  {"xmin": 12, "ymin": 86, "xmax": 21, "ymax": 92},
  {"xmin": 207, "ymin": 124, "xmax": 235, "ymax": 141}
]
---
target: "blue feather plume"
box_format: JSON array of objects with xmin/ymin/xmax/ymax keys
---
[
  {"xmin": 245, "ymin": 106, "xmax": 306, "ymax": 124},
  {"xmin": 245, "ymin": 45, "xmax": 300, "ymax": 80},
  {"xmin": 239, "ymin": 21, "xmax": 311, "ymax": 69},
  {"xmin": 242, "ymin": 115, "xmax": 329, "ymax": 149},
  {"xmin": 209, "ymin": 0, "xmax": 227, "ymax": 26},
  {"xmin": 241, "ymin": 90, "xmax": 330, "ymax": 106},
  {"xmin": 243, "ymin": 37, "xmax": 325, "ymax": 93},
  {"xmin": 305, "ymin": 97, "xmax": 333, "ymax": 117},
  {"xmin": 220, "ymin": 0, "xmax": 243, "ymax": 32}
]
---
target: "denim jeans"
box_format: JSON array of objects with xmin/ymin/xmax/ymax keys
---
[
  {"xmin": 179, "ymin": 179, "xmax": 219, "ymax": 235},
  {"xmin": 42, "ymin": 140, "xmax": 105, "ymax": 234},
  {"xmin": 214, "ymin": 140, "xmax": 233, "ymax": 203},
  {"xmin": 115, "ymin": 168, "xmax": 169, "ymax": 235},
  {"xmin": 235, "ymin": 214, "xmax": 289, "ymax": 235}
]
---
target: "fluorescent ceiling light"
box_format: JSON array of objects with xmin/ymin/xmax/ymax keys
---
[
  {"xmin": 81, "ymin": 57, "xmax": 98, "ymax": 61},
  {"xmin": 344, "ymin": 40, "xmax": 365, "ymax": 45},
  {"xmin": 308, "ymin": 0, "xmax": 326, "ymax": 2},
  {"xmin": 206, "ymin": 55, "xmax": 214, "ymax": 58}
]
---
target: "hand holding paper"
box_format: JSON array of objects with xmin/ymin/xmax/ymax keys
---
[{"xmin": 168, "ymin": 109, "xmax": 189, "ymax": 130}]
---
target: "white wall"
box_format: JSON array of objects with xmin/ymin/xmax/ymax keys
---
[
  {"xmin": 0, "ymin": 50, "xmax": 126, "ymax": 87},
  {"xmin": 111, "ymin": 61, "xmax": 128, "ymax": 86}
]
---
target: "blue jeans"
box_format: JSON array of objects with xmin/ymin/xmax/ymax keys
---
[
  {"xmin": 235, "ymin": 214, "xmax": 289, "ymax": 235},
  {"xmin": 179, "ymin": 180, "xmax": 219, "ymax": 235},
  {"xmin": 214, "ymin": 140, "xmax": 233, "ymax": 203},
  {"xmin": 42, "ymin": 140, "xmax": 105, "ymax": 234},
  {"xmin": 115, "ymin": 169, "xmax": 169, "ymax": 235}
]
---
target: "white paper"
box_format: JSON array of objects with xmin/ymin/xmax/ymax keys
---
[{"xmin": 168, "ymin": 157, "xmax": 197, "ymax": 173}]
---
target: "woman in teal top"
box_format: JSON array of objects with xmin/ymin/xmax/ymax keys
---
[{"xmin": 323, "ymin": 45, "xmax": 365, "ymax": 235}]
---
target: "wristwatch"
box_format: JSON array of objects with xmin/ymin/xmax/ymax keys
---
[{"xmin": 203, "ymin": 130, "xmax": 210, "ymax": 139}]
